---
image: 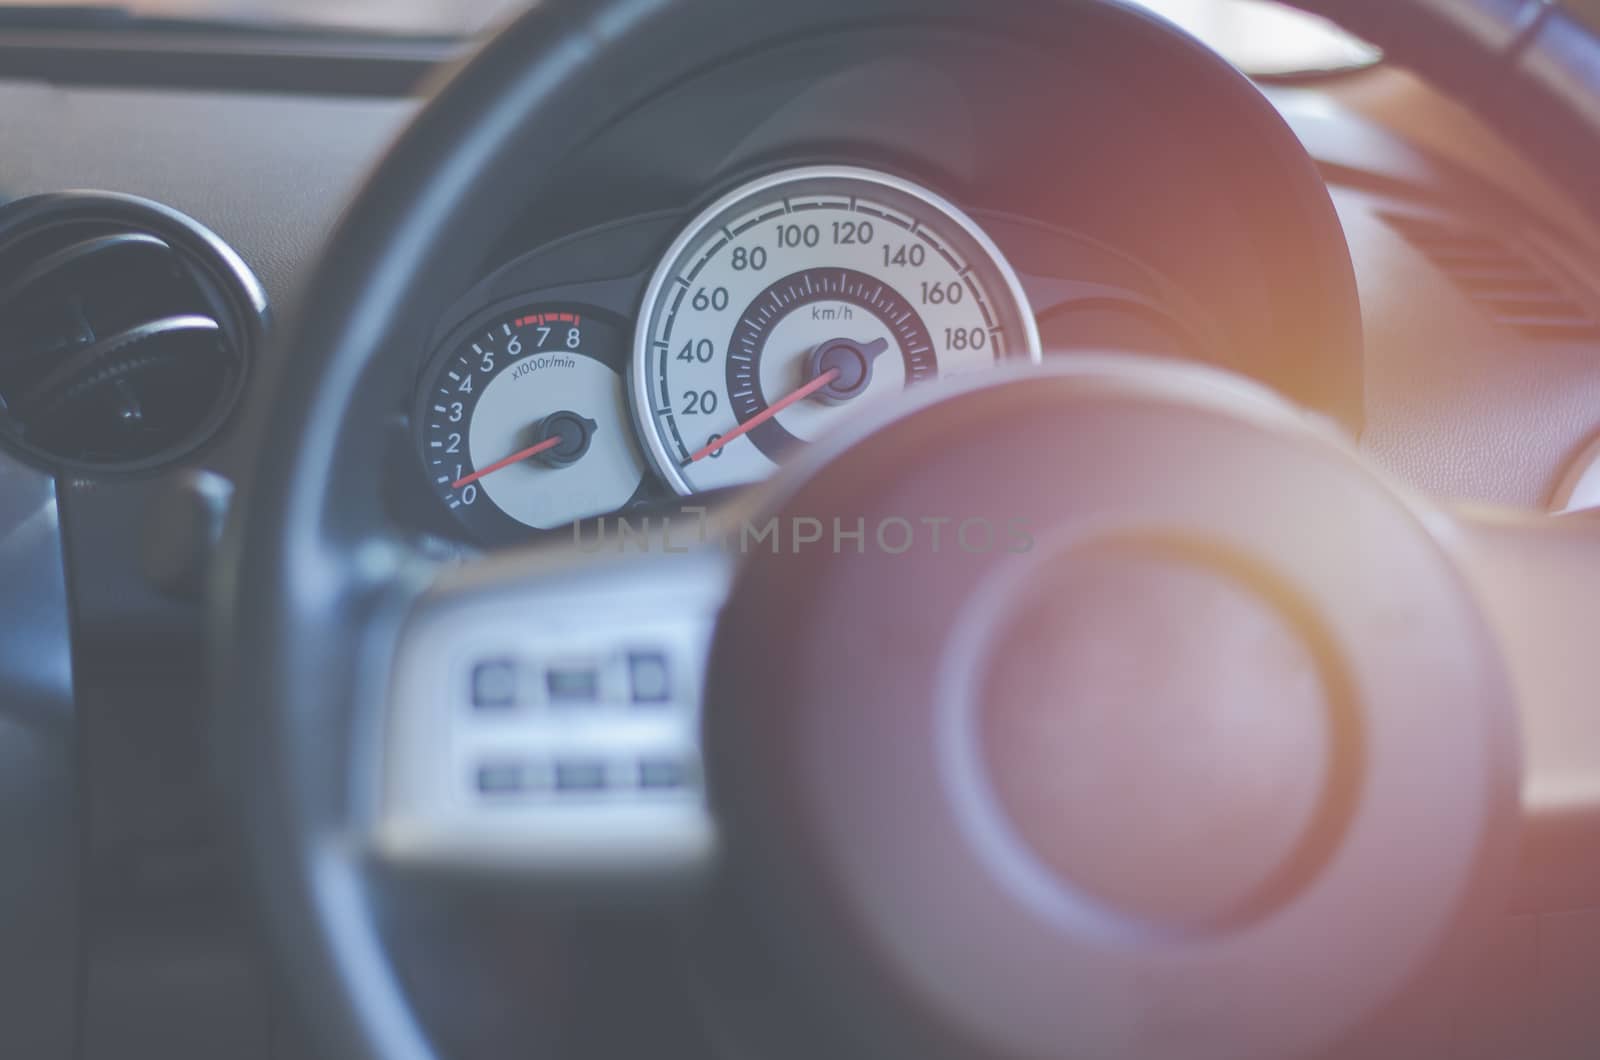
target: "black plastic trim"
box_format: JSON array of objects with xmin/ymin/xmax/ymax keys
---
[{"xmin": 0, "ymin": 29, "xmax": 462, "ymax": 97}]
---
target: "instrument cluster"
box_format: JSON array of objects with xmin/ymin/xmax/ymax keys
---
[{"xmin": 405, "ymin": 163, "xmax": 1202, "ymax": 549}]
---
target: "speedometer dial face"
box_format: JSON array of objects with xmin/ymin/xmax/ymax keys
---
[{"xmin": 632, "ymin": 166, "xmax": 1040, "ymax": 495}]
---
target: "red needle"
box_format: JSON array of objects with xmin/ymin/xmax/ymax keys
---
[
  {"xmin": 686, "ymin": 368, "xmax": 841, "ymax": 465},
  {"xmin": 452, "ymin": 434, "xmax": 564, "ymax": 489}
]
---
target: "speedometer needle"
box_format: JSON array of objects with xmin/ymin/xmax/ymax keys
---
[
  {"xmin": 685, "ymin": 367, "xmax": 841, "ymax": 465},
  {"xmin": 452, "ymin": 435, "xmax": 565, "ymax": 489}
]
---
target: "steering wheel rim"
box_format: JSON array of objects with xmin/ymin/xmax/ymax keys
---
[{"xmin": 215, "ymin": 3, "xmax": 1600, "ymax": 1059}]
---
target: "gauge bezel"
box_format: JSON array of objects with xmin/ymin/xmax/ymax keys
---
[{"xmin": 630, "ymin": 164, "xmax": 1043, "ymax": 496}]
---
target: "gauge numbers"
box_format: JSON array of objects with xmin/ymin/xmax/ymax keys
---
[
  {"xmin": 633, "ymin": 165, "xmax": 1040, "ymax": 495},
  {"xmin": 417, "ymin": 307, "xmax": 646, "ymax": 542}
]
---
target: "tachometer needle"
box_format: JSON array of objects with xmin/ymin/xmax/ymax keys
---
[
  {"xmin": 452, "ymin": 434, "xmax": 565, "ymax": 489},
  {"xmin": 685, "ymin": 367, "xmax": 841, "ymax": 465}
]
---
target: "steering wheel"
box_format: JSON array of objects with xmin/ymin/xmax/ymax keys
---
[{"xmin": 214, "ymin": 1, "xmax": 1600, "ymax": 1058}]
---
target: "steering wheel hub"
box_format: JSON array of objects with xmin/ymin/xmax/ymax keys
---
[
  {"xmin": 969, "ymin": 536, "xmax": 1335, "ymax": 934},
  {"xmin": 707, "ymin": 364, "xmax": 1517, "ymax": 1060}
]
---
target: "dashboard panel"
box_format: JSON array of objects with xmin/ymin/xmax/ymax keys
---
[
  {"xmin": 391, "ymin": 164, "xmax": 1215, "ymax": 549},
  {"xmin": 377, "ymin": 10, "xmax": 1360, "ymax": 551},
  {"xmin": 0, "ymin": 5, "xmax": 1596, "ymax": 1059}
]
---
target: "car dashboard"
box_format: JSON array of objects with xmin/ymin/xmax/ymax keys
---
[{"xmin": 2, "ymin": 6, "xmax": 1600, "ymax": 1059}]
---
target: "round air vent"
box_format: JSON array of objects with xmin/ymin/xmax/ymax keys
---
[{"xmin": 0, "ymin": 192, "xmax": 265, "ymax": 473}]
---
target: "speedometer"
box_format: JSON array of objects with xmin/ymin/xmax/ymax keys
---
[{"xmin": 632, "ymin": 166, "xmax": 1040, "ymax": 495}]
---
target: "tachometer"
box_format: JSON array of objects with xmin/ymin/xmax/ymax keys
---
[
  {"xmin": 416, "ymin": 305, "xmax": 647, "ymax": 541},
  {"xmin": 632, "ymin": 165, "xmax": 1040, "ymax": 495}
]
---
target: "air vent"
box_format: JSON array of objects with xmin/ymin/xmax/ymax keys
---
[
  {"xmin": 1380, "ymin": 210, "xmax": 1600, "ymax": 342},
  {"xmin": 0, "ymin": 192, "xmax": 264, "ymax": 473}
]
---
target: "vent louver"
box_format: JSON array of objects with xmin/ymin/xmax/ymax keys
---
[
  {"xmin": 1380, "ymin": 210, "xmax": 1600, "ymax": 343},
  {"xmin": 0, "ymin": 193, "xmax": 264, "ymax": 473}
]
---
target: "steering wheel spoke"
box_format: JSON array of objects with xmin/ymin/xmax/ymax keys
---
[
  {"xmin": 370, "ymin": 534, "xmax": 729, "ymax": 886},
  {"xmin": 1448, "ymin": 506, "xmax": 1600, "ymax": 911}
]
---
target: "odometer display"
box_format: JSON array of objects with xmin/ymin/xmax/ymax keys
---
[{"xmin": 632, "ymin": 165, "xmax": 1040, "ymax": 495}]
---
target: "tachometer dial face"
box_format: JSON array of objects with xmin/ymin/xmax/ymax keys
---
[
  {"xmin": 416, "ymin": 306, "xmax": 647, "ymax": 541},
  {"xmin": 632, "ymin": 165, "xmax": 1040, "ymax": 495}
]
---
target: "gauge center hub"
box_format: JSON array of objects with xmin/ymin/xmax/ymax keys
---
[
  {"xmin": 807, "ymin": 335, "xmax": 890, "ymax": 404},
  {"xmin": 535, "ymin": 409, "xmax": 597, "ymax": 468}
]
